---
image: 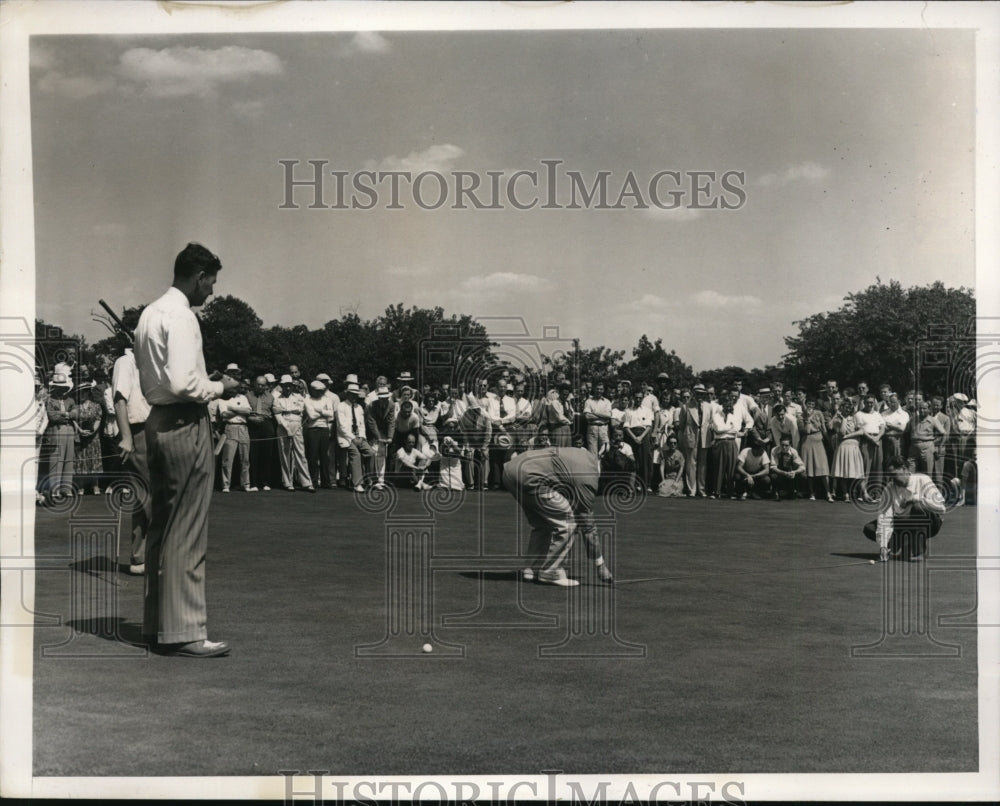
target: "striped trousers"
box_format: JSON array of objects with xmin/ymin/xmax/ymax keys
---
[{"xmin": 144, "ymin": 404, "xmax": 214, "ymax": 644}]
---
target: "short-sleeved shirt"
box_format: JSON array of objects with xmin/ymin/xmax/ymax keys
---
[
  {"xmin": 855, "ymin": 410, "xmax": 885, "ymax": 438},
  {"xmin": 111, "ymin": 348, "xmax": 152, "ymax": 424},
  {"xmin": 738, "ymin": 447, "xmax": 770, "ymax": 474}
]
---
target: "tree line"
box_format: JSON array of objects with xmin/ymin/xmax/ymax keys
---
[{"xmin": 36, "ymin": 279, "xmax": 976, "ymax": 397}]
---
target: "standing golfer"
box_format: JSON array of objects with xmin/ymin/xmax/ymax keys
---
[
  {"xmin": 863, "ymin": 455, "xmax": 946, "ymax": 562},
  {"xmin": 134, "ymin": 243, "xmax": 239, "ymax": 657},
  {"xmin": 503, "ymin": 446, "xmax": 613, "ymax": 587}
]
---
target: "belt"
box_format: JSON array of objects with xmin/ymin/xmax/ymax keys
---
[
  {"xmin": 912, "ymin": 438, "xmax": 935, "ymax": 443},
  {"xmin": 151, "ymin": 401, "xmax": 205, "ymax": 411}
]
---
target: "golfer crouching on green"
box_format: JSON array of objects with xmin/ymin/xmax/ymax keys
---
[{"xmin": 503, "ymin": 446, "xmax": 614, "ymax": 586}]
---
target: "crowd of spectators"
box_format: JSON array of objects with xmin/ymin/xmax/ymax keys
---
[{"xmin": 33, "ymin": 351, "xmax": 979, "ymax": 508}]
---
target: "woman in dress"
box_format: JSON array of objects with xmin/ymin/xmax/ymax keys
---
[
  {"xmin": 73, "ymin": 380, "xmax": 105, "ymax": 495},
  {"xmin": 41, "ymin": 373, "xmax": 78, "ymax": 502},
  {"xmin": 797, "ymin": 398, "xmax": 833, "ymax": 501},
  {"xmin": 657, "ymin": 435, "xmax": 686, "ymax": 497},
  {"xmin": 830, "ymin": 398, "xmax": 868, "ymax": 502},
  {"xmin": 651, "ymin": 391, "xmax": 676, "ymax": 487},
  {"xmin": 621, "ymin": 392, "xmax": 654, "ymax": 492}
]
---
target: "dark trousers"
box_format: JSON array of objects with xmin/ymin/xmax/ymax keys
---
[
  {"xmin": 304, "ymin": 427, "xmax": 331, "ymax": 488},
  {"xmin": 468, "ymin": 447, "xmax": 489, "ymax": 489},
  {"xmin": 771, "ymin": 471, "xmax": 802, "ymax": 499},
  {"xmin": 863, "ymin": 508, "xmax": 943, "ymax": 559},
  {"xmin": 735, "ymin": 473, "xmax": 772, "ymax": 497},
  {"xmin": 248, "ymin": 419, "xmax": 278, "ymax": 489},
  {"xmin": 710, "ymin": 439, "xmax": 738, "ymax": 497},
  {"xmin": 489, "ymin": 445, "xmax": 510, "ymax": 489}
]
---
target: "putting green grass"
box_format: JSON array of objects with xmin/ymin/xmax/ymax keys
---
[{"xmin": 31, "ymin": 489, "xmax": 978, "ymax": 775}]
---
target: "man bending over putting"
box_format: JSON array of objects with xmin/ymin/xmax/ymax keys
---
[
  {"xmin": 503, "ymin": 446, "xmax": 613, "ymax": 587},
  {"xmin": 863, "ymin": 455, "xmax": 946, "ymax": 562}
]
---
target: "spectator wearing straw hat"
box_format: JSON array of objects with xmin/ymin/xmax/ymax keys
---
[
  {"xmin": 41, "ymin": 372, "xmax": 78, "ymax": 501},
  {"xmin": 366, "ymin": 384, "xmax": 396, "ymax": 489},
  {"xmin": 303, "ymin": 379, "xmax": 335, "ymax": 489},
  {"xmin": 273, "ymin": 374, "xmax": 313, "ymax": 491},
  {"xmin": 336, "ymin": 380, "xmax": 375, "ymax": 492},
  {"xmin": 315, "ymin": 373, "xmax": 340, "ymax": 486}
]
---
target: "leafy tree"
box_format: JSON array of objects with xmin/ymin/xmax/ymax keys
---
[
  {"xmin": 35, "ymin": 319, "xmax": 87, "ymax": 378},
  {"xmin": 620, "ymin": 335, "xmax": 695, "ymax": 388},
  {"xmin": 541, "ymin": 341, "xmax": 626, "ymax": 388},
  {"xmin": 782, "ymin": 280, "xmax": 976, "ymax": 396},
  {"xmin": 696, "ymin": 364, "xmax": 780, "ymax": 394},
  {"xmin": 198, "ymin": 295, "xmax": 267, "ymax": 374},
  {"xmin": 89, "ymin": 305, "xmax": 145, "ymax": 359}
]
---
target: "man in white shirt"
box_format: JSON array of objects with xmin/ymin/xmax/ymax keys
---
[
  {"xmin": 335, "ymin": 382, "xmax": 375, "ymax": 492},
  {"xmin": 735, "ymin": 436, "xmax": 772, "ymax": 499},
  {"xmin": 112, "ymin": 342, "xmax": 153, "ymax": 575},
  {"xmin": 217, "ymin": 382, "xmax": 253, "ymax": 493},
  {"xmin": 133, "ymin": 243, "xmax": 239, "ymax": 657},
  {"xmin": 395, "ymin": 434, "xmax": 433, "ymax": 490},
  {"xmin": 316, "ymin": 373, "xmax": 340, "ymax": 485},
  {"xmin": 854, "ymin": 395, "xmax": 886, "ymax": 488},
  {"xmin": 639, "ymin": 381, "xmax": 660, "ymax": 415},
  {"xmin": 487, "ymin": 381, "xmax": 516, "ymax": 489},
  {"xmin": 863, "ymin": 455, "xmax": 946, "ymax": 561},
  {"xmin": 583, "ymin": 381, "xmax": 613, "ymax": 456},
  {"xmin": 272, "ymin": 375, "xmax": 314, "ymax": 491}
]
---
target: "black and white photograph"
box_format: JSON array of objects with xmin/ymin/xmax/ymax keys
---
[{"xmin": 1, "ymin": 1, "xmax": 998, "ymax": 801}]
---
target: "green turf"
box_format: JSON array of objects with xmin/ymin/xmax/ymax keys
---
[{"xmin": 31, "ymin": 489, "xmax": 978, "ymax": 775}]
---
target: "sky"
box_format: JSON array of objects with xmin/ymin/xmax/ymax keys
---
[{"xmin": 29, "ymin": 27, "xmax": 975, "ymax": 372}]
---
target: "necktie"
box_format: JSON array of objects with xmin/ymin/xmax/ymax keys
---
[
  {"xmin": 500, "ymin": 398, "xmax": 507, "ymax": 419},
  {"xmin": 351, "ymin": 404, "xmax": 359, "ymax": 436}
]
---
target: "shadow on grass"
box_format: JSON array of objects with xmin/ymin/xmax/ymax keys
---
[
  {"xmin": 831, "ymin": 551, "xmax": 881, "ymax": 561},
  {"xmin": 66, "ymin": 617, "xmax": 150, "ymax": 648},
  {"xmin": 457, "ymin": 570, "xmax": 520, "ymax": 582}
]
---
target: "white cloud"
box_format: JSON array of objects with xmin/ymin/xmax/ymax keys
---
[
  {"xmin": 348, "ymin": 32, "xmax": 391, "ymax": 54},
  {"xmin": 37, "ymin": 71, "xmax": 116, "ymax": 99},
  {"xmin": 643, "ymin": 206, "xmax": 702, "ymax": 222},
  {"xmin": 369, "ymin": 144, "xmax": 465, "ymax": 175},
  {"xmin": 117, "ymin": 46, "xmax": 283, "ymax": 98},
  {"xmin": 757, "ymin": 161, "xmax": 830, "ymax": 187},
  {"xmin": 457, "ymin": 273, "xmax": 554, "ymax": 295},
  {"xmin": 691, "ymin": 290, "xmax": 763, "ymax": 308}
]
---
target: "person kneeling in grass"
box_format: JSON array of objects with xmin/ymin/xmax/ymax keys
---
[
  {"xmin": 735, "ymin": 435, "xmax": 772, "ymax": 500},
  {"xmin": 396, "ymin": 433, "xmax": 433, "ymax": 491},
  {"xmin": 863, "ymin": 455, "xmax": 946, "ymax": 562}
]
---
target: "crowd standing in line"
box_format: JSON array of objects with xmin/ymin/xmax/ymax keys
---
[{"xmin": 37, "ymin": 360, "xmax": 979, "ymax": 508}]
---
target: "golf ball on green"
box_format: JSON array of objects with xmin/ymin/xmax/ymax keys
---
[
  {"xmin": 869, "ymin": 560, "xmax": 876, "ymax": 565},
  {"xmin": 422, "ymin": 643, "xmax": 433, "ymax": 653}
]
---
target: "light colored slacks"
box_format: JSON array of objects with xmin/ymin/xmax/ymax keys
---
[{"xmin": 144, "ymin": 404, "xmax": 214, "ymax": 644}]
